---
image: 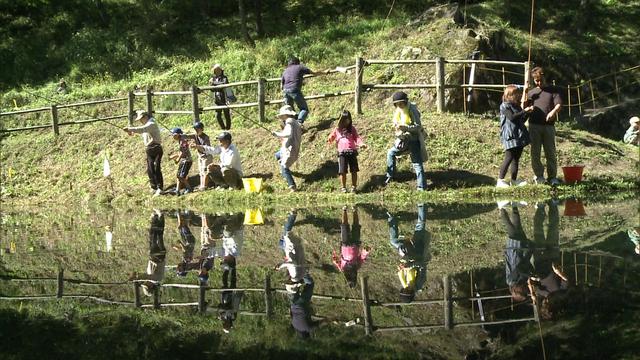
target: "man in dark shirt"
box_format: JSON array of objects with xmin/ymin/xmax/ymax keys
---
[
  {"xmin": 281, "ymin": 57, "xmax": 329, "ymax": 125},
  {"xmin": 524, "ymin": 67, "xmax": 562, "ymax": 185}
]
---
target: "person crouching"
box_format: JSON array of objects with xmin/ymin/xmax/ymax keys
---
[{"xmin": 191, "ymin": 131, "xmax": 243, "ymax": 190}]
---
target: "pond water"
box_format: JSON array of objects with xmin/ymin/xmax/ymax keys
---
[{"xmin": 1, "ymin": 199, "xmax": 638, "ymax": 359}]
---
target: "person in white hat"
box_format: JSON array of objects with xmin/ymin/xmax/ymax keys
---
[
  {"xmin": 623, "ymin": 116, "xmax": 639, "ymax": 145},
  {"xmin": 272, "ymin": 105, "xmax": 302, "ymax": 192},
  {"xmin": 208, "ymin": 64, "xmax": 235, "ymax": 130},
  {"xmin": 123, "ymin": 110, "xmax": 164, "ymax": 196}
]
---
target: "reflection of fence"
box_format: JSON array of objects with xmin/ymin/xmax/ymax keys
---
[
  {"xmin": 0, "ymin": 270, "xmax": 538, "ymax": 336},
  {"xmin": 0, "ymin": 58, "xmax": 526, "ymax": 134}
]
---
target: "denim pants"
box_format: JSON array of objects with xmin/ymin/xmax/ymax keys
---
[
  {"xmin": 386, "ymin": 140, "xmax": 426, "ymax": 190},
  {"xmin": 275, "ymin": 150, "xmax": 296, "ymax": 188},
  {"xmin": 283, "ymin": 89, "xmax": 309, "ymax": 124}
]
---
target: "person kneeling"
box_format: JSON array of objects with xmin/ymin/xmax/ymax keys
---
[{"xmin": 192, "ymin": 131, "xmax": 243, "ymax": 190}]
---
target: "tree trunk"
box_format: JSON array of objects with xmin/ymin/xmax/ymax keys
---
[
  {"xmin": 238, "ymin": 0, "xmax": 255, "ymax": 47},
  {"xmin": 255, "ymin": 0, "xmax": 264, "ymax": 37}
]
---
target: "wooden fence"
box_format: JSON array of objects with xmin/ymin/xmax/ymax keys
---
[{"xmin": 0, "ymin": 57, "xmax": 528, "ymax": 135}]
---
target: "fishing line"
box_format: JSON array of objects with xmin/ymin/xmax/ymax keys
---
[{"xmin": 227, "ymin": 103, "xmax": 274, "ymax": 134}]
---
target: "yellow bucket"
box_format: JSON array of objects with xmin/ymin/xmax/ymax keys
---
[
  {"xmin": 242, "ymin": 178, "xmax": 263, "ymax": 193},
  {"xmin": 244, "ymin": 208, "xmax": 264, "ymax": 225}
]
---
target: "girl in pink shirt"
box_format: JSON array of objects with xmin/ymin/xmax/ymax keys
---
[
  {"xmin": 327, "ymin": 110, "xmax": 367, "ymax": 193},
  {"xmin": 332, "ymin": 207, "xmax": 370, "ymax": 288}
]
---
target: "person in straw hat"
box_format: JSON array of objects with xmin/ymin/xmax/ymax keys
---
[
  {"xmin": 272, "ymin": 105, "xmax": 302, "ymax": 192},
  {"xmin": 123, "ymin": 110, "xmax": 164, "ymax": 196}
]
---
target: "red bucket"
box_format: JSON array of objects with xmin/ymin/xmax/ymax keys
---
[
  {"xmin": 564, "ymin": 199, "xmax": 586, "ymax": 217},
  {"xmin": 562, "ymin": 165, "xmax": 585, "ymax": 184}
]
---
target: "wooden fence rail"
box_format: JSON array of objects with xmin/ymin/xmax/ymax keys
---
[{"xmin": 0, "ymin": 57, "xmax": 528, "ymax": 135}]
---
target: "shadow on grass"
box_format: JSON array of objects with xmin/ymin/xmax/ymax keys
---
[{"xmin": 292, "ymin": 160, "xmax": 336, "ymax": 184}]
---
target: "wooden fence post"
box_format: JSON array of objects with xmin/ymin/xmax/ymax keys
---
[
  {"xmin": 133, "ymin": 282, "xmax": 142, "ymax": 308},
  {"xmin": 198, "ymin": 284, "xmax": 207, "ymax": 313},
  {"xmin": 359, "ymin": 275, "xmax": 373, "ymax": 335},
  {"xmin": 50, "ymin": 104, "xmax": 59, "ymax": 136},
  {"xmin": 435, "ymin": 57, "xmax": 446, "ymax": 113},
  {"xmin": 258, "ymin": 78, "xmax": 266, "ymax": 123},
  {"xmin": 153, "ymin": 286, "xmax": 161, "ymax": 309},
  {"xmin": 443, "ymin": 275, "xmax": 453, "ymax": 330},
  {"xmin": 354, "ymin": 56, "xmax": 364, "ymax": 115},
  {"xmin": 567, "ymin": 86, "xmax": 571, "ymax": 118},
  {"xmin": 264, "ymin": 274, "xmax": 273, "ymax": 318},
  {"xmin": 577, "ymin": 85, "xmax": 583, "ymax": 114},
  {"xmin": 191, "ymin": 86, "xmax": 200, "ymax": 121},
  {"xmin": 589, "ymin": 80, "xmax": 596, "ymax": 110},
  {"xmin": 614, "ymin": 72, "xmax": 620, "ymax": 103},
  {"xmin": 56, "ymin": 268, "xmax": 64, "ymax": 298},
  {"xmin": 127, "ymin": 91, "xmax": 135, "ymax": 126},
  {"xmin": 146, "ymin": 89, "xmax": 154, "ymax": 115},
  {"xmin": 462, "ymin": 64, "xmax": 467, "ymax": 114}
]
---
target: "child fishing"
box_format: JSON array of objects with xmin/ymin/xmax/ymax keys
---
[
  {"xmin": 327, "ymin": 110, "xmax": 367, "ymax": 193},
  {"xmin": 169, "ymin": 128, "xmax": 193, "ymax": 195}
]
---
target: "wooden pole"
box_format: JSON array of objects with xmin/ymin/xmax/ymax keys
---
[
  {"xmin": 614, "ymin": 72, "xmax": 620, "ymax": 103},
  {"xmin": 574, "ymin": 252, "xmax": 578, "ymax": 284},
  {"xmin": 462, "ymin": 64, "xmax": 467, "ymax": 114},
  {"xmin": 443, "ymin": 275, "xmax": 453, "ymax": 330},
  {"xmin": 435, "ymin": 57, "xmax": 446, "ymax": 113},
  {"xmin": 469, "ymin": 270, "xmax": 474, "ymax": 319},
  {"xmin": 584, "ymin": 253, "xmax": 588, "ymax": 284},
  {"xmin": 501, "ymin": 66, "xmax": 506, "ymax": 85},
  {"xmin": 134, "ymin": 282, "xmax": 142, "ymax": 308},
  {"xmin": 264, "ymin": 274, "xmax": 273, "ymax": 318},
  {"xmin": 50, "ymin": 104, "xmax": 59, "ymax": 136},
  {"xmin": 198, "ymin": 284, "xmax": 206, "ymax": 313},
  {"xmin": 191, "ymin": 86, "xmax": 200, "ymax": 121},
  {"xmin": 258, "ymin": 78, "xmax": 266, "ymax": 123},
  {"xmin": 577, "ymin": 85, "xmax": 583, "ymax": 114},
  {"xmin": 566, "ymin": 86, "xmax": 571, "ymax": 118},
  {"xmin": 359, "ymin": 275, "xmax": 373, "ymax": 335},
  {"xmin": 153, "ymin": 286, "xmax": 160, "ymax": 309},
  {"xmin": 553, "ymin": 80, "xmax": 559, "ymax": 122},
  {"xmin": 523, "ymin": 61, "xmax": 531, "ymax": 90},
  {"xmin": 56, "ymin": 268, "xmax": 64, "ymax": 298},
  {"xmin": 589, "ymin": 80, "xmax": 596, "ymax": 110},
  {"xmin": 127, "ymin": 91, "xmax": 135, "ymax": 126},
  {"xmin": 355, "ymin": 56, "xmax": 364, "ymax": 115},
  {"xmin": 146, "ymin": 89, "xmax": 154, "ymax": 114}
]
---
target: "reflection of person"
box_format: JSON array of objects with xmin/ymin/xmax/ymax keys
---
[
  {"xmin": 130, "ymin": 210, "xmax": 166, "ymax": 296},
  {"xmin": 497, "ymin": 85, "xmax": 533, "ymax": 188},
  {"xmin": 288, "ymin": 273, "xmax": 315, "ymax": 339},
  {"xmin": 524, "ymin": 67, "xmax": 562, "ymax": 185},
  {"xmin": 623, "ymin": 116, "xmax": 639, "ymax": 145},
  {"xmin": 385, "ymin": 91, "xmax": 428, "ymax": 191},
  {"xmin": 208, "ymin": 64, "xmax": 234, "ymax": 130},
  {"xmin": 272, "ymin": 106, "xmax": 302, "ymax": 192},
  {"xmin": 332, "ymin": 207, "xmax": 370, "ymax": 288},
  {"xmin": 175, "ymin": 211, "xmax": 197, "ymax": 277},
  {"xmin": 193, "ymin": 131, "xmax": 243, "ymax": 189},
  {"xmin": 388, "ymin": 204, "xmax": 431, "ymax": 302},
  {"xmin": 501, "ymin": 206, "xmax": 534, "ymax": 301},
  {"xmin": 628, "ymin": 228, "xmax": 640, "ymax": 255},
  {"xmin": 218, "ymin": 255, "xmax": 243, "ymax": 333},
  {"xmin": 123, "ymin": 110, "xmax": 164, "ymax": 196},
  {"xmin": 276, "ymin": 210, "xmax": 306, "ymax": 283}
]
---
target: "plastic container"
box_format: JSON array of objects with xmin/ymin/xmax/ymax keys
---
[
  {"xmin": 242, "ymin": 178, "xmax": 263, "ymax": 193},
  {"xmin": 564, "ymin": 199, "xmax": 586, "ymax": 217},
  {"xmin": 562, "ymin": 165, "xmax": 585, "ymax": 184}
]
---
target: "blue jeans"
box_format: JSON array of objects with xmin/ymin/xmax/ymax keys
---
[
  {"xmin": 386, "ymin": 140, "xmax": 426, "ymax": 190},
  {"xmin": 283, "ymin": 89, "xmax": 309, "ymax": 124},
  {"xmin": 275, "ymin": 150, "xmax": 296, "ymax": 188}
]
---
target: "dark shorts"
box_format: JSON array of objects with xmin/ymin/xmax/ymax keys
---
[
  {"xmin": 341, "ymin": 224, "xmax": 361, "ymax": 246},
  {"xmin": 338, "ymin": 151, "xmax": 359, "ymax": 174},
  {"xmin": 177, "ymin": 159, "xmax": 192, "ymax": 178}
]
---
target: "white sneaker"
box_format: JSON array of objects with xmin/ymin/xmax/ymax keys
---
[
  {"xmin": 548, "ymin": 178, "xmax": 562, "ymax": 186},
  {"xmin": 496, "ymin": 179, "xmax": 510, "ymax": 188},
  {"xmin": 533, "ymin": 176, "xmax": 546, "ymax": 185},
  {"xmin": 153, "ymin": 188, "xmax": 162, "ymax": 197},
  {"xmin": 496, "ymin": 200, "xmax": 510, "ymax": 209},
  {"xmin": 511, "ymin": 201, "xmax": 528, "ymax": 207},
  {"xmin": 512, "ymin": 179, "xmax": 528, "ymax": 187}
]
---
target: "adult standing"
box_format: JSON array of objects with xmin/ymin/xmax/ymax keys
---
[
  {"xmin": 281, "ymin": 57, "xmax": 329, "ymax": 125},
  {"xmin": 208, "ymin": 64, "xmax": 234, "ymax": 130},
  {"xmin": 524, "ymin": 67, "xmax": 563, "ymax": 185},
  {"xmin": 272, "ymin": 105, "xmax": 302, "ymax": 192},
  {"xmin": 385, "ymin": 92, "xmax": 428, "ymax": 191},
  {"xmin": 123, "ymin": 110, "xmax": 164, "ymax": 196}
]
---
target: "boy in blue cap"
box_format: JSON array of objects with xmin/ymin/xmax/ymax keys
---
[{"xmin": 169, "ymin": 127, "xmax": 193, "ymax": 195}]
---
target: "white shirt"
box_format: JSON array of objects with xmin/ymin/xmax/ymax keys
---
[{"xmin": 201, "ymin": 143, "xmax": 243, "ymax": 177}]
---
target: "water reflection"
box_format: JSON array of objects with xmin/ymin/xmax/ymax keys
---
[
  {"xmin": 1, "ymin": 199, "xmax": 638, "ymax": 359},
  {"xmin": 388, "ymin": 203, "xmax": 430, "ymax": 303}
]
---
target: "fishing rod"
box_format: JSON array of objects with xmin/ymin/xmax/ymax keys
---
[{"xmin": 20, "ymin": 88, "xmax": 124, "ymax": 130}]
